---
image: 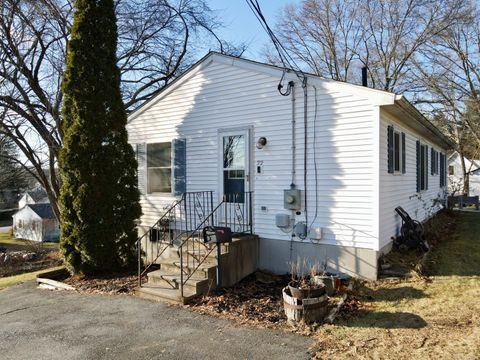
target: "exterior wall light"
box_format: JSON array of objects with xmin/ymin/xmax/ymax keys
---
[{"xmin": 256, "ymin": 137, "xmax": 267, "ymax": 149}]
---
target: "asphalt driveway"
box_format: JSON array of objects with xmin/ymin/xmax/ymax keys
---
[{"xmin": 0, "ymin": 281, "xmax": 311, "ymax": 360}]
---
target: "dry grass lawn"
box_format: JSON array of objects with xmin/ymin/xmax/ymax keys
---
[
  {"xmin": 0, "ymin": 231, "xmax": 59, "ymax": 251},
  {"xmin": 0, "ymin": 265, "xmax": 64, "ymax": 290},
  {"xmin": 311, "ymin": 212, "xmax": 480, "ymax": 360}
]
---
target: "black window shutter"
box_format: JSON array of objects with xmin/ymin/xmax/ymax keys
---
[
  {"xmin": 401, "ymin": 132, "xmax": 406, "ymax": 174},
  {"xmin": 425, "ymin": 146, "xmax": 428, "ymax": 190},
  {"xmin": 439, "ymin": 153, "xmax": 443, "ymax": 187},
  {"xmin": 416, "ymin": 140, "xmax": 421, "ymax": 192},
  {"xmin": 136, "ymin": 143, "xmax": 147, "ymax": 195},
  {"xmin": 444, "ymin": 153, "xmax": 447, "ymax": 186},
  {"xmin": 440, "ymin": 153, "xmax": 445, "ymax": 187},
  {"xmin": 173, "ymin": 138, "xmax": 187, "ymax": 196},
  {"xmin": 431, "ymin": 148, "xmax": 434, "ymax": 175},
  {"xmin": 387, "ymin": 126, "xmax": 394, "ymax": 173}
]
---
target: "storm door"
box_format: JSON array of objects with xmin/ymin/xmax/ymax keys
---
[{"xmin": 218, "ymin": 129, "xmax": 251, "ymax": 232}]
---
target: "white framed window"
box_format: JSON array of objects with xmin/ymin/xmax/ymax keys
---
[{"xmin": 147, "ymin": 142, "xmax": 172, "ymax": 193}]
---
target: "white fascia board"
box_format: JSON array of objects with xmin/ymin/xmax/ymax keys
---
[{"xmin": 391, "ymin": 95, "xmax": 454, "ymax": 149}]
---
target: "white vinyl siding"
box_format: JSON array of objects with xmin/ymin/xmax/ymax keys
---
[
  {"xmin": 127, "ymin": 60, "xmax": 378, "ymax": 250},
  {"xmin": 379, "ymin": 110, "xmax": 448, "ymax": 250}
]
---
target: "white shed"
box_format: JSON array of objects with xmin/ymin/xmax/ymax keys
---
[
  {"xmin": 12, "ymin": 203, "xmax": 60, "ymax": 242},
  {"xmin": 127, "ymin": 53, "xmax": 452, "ymax": 279}
]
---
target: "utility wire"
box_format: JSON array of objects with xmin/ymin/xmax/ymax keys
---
[{"xmin": 245, "ymin": 0, "xmax": 305, "ymax": 82}]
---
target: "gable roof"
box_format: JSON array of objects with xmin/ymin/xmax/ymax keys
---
[
  {"xmin": 128, "ymin": 51, "xmax": 453, "ymax": 149},
  {"xmin": 23, "ymin": 188, "xmax": 49, "ymax": 203},
  {"xmin": 26, "ymin": 203, "xmax": 56, "ymax": 219},
  {"xmin": 449, "ymin": 151, "xmax": 480, "ymax": 174}
]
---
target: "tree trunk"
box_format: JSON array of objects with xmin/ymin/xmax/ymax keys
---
[{"xmin": 459, "ymin": 151, "xmax": 469, "ymax": 196}]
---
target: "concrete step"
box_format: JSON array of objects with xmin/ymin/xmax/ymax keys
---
[
  {"xmin": 147, "ymin": 269, "xmax": 216, "ymax": 295},
  {"xmin": 152, "ymin": 248, "xmax": 226, "ymax": 266},
  {"xmin": 146, "ymin": 235, "xmax": 255, "ymax": 266},
  {"xmin": 159, "ymin": 261, "xmax": 217, "ymax": 279},
  {"xmin": 135, "ymin": 284, "xmax": 197, "ymax": 304}
]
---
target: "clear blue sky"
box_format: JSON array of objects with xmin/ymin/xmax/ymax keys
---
[{"xmin": 207, "ymin": 0, "xmax": 298, "ymax": 58}]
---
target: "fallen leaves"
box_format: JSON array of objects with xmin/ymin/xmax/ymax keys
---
[{"xmin": 63, "ymin": 272, "xmax": 139, "ymax": 295}]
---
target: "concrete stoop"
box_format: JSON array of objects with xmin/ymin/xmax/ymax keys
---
[{"xmin": 136, "ymin": 234, "xmax": 258, "ymax": 304}]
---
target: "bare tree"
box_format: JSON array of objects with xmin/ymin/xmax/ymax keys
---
[
  {"xmin": 0, "ymin": 0, "xmax": 242, "ymax": 219},
  {"xmin": 0, "ymin": 0, "xmax": 71, "ymax": 219},
  {"xmin": 0, "ymin": 133, "xmax": 28, "ymax": 191},
  {"xmin": 414, "ymin": 5, "xmax": 480, "ymax": 194},
  {"xmin": 270, "ymin": 0, "xmax": 365, "ymax": 82},
  {"xmin": 269, "ymin": 0, "xmax": 468, "ymax": 94},
  {"xmin": 360, "ymin": 0, "xmax": 468, "ymax": 93}
]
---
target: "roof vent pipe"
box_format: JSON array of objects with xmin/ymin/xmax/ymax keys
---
[{"xmin": 362, "ymin": 67, "xmax": 368, "ymax": 87}]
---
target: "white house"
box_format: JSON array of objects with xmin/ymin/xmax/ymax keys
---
[
  {"xmin": 448, "ymin": 151, "xmax": 480, "ymax": 196},
  {"xmin": 127, "ymin": 53, "xmax": 451, "ymax": 280},
  {"xmin": 12, "ymin": 203, "xmax": 60, "ymax": 242},
  {"xmin": 18, "ymin": 188, "xmax": 49, "ymax": 209}
]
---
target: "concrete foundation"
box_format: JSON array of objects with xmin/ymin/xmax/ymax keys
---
[
  {"xmin": 258, "ymin": 238, "xmax": 379, "ymax": 280},
  {"xmin": 138, "ymin": 225, "xmax": 380, "ymax": 281}
]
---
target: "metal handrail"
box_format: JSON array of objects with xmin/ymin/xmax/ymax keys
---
[
  {"xmin": 178, "ymin": 192, "xmax": 253, "ymax": 298},
  {"xmin": 136, "ymin": 191, "xmax": 214, "ymax": 287},
  {"xmin": 137, "ymin": 196, "xmax": 184, "ymax": 287},
  {"xmin": 136, "ymin": 191, "xmax": 253, "ymax": 295}
]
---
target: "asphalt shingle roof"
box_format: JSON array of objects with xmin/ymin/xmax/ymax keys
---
[{"xmin": 27, "ymin": 203, "xmax": 56, "ymax": 219}]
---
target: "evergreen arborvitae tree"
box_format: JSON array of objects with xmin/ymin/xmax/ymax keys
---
[{"xmin": 60, "ymin": 0, "xmax": 141, "ymax": 275}]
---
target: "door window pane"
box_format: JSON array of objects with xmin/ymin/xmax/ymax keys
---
[
  {"xmin": 223, "ymin": 135, "xmax": 245, "ymax": 203},
  {"xmin": 223, "ymin": 135, "xmax": 245, "ymax": 169}
]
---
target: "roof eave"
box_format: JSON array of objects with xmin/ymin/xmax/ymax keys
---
[{"xmin": 383, "ymin": 95, "xmax": 455, "ymax": 150}]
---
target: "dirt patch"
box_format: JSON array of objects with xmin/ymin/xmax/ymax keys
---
[
  {"xmin": 0, "ymin": 250, "xmax": 62, "ymax": 277},
  {"xmin": 62, "ymin": 272, "xmax": 140, "ymax": 295},
  {"xmin": 185, "ymin": 272, "xmax": 361, "ymax": 335}
]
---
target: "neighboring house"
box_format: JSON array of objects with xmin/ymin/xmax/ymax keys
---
[
  {"xmin": 127, "ymin": 52, "xmax": 452, "ymax": 280},
  {"xmin": 448, "ymin": 151, "xmax": 480, "ymax": 196},
  {"xmin": 18, "ymin": 188, "xmax": 49, "ymax": 209},
  {"xmin": 12, "ymin": 203, "xmax": 59, "ymax": 242}
]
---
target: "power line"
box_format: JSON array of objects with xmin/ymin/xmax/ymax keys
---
[{"xmin": 245, "ymin": 0, "xmax": 305, "ymax": 82}]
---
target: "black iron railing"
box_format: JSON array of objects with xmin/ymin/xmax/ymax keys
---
[
  {"xmin": 136, "ymin": 191, "xmax": 214, "ymax": 286},
  {"xmin": 136, "ymin": 191, "xmax": 253, "ymax": 293}
]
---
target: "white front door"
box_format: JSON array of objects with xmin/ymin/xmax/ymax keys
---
[{"xmin": 218, "ymin": 129, "xmax": 251, "ymax": 231}]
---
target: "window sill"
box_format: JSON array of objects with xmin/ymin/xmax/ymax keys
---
[{"xmin": 146, "ymin": 192, "xmax": 174, "ymax": 196}]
